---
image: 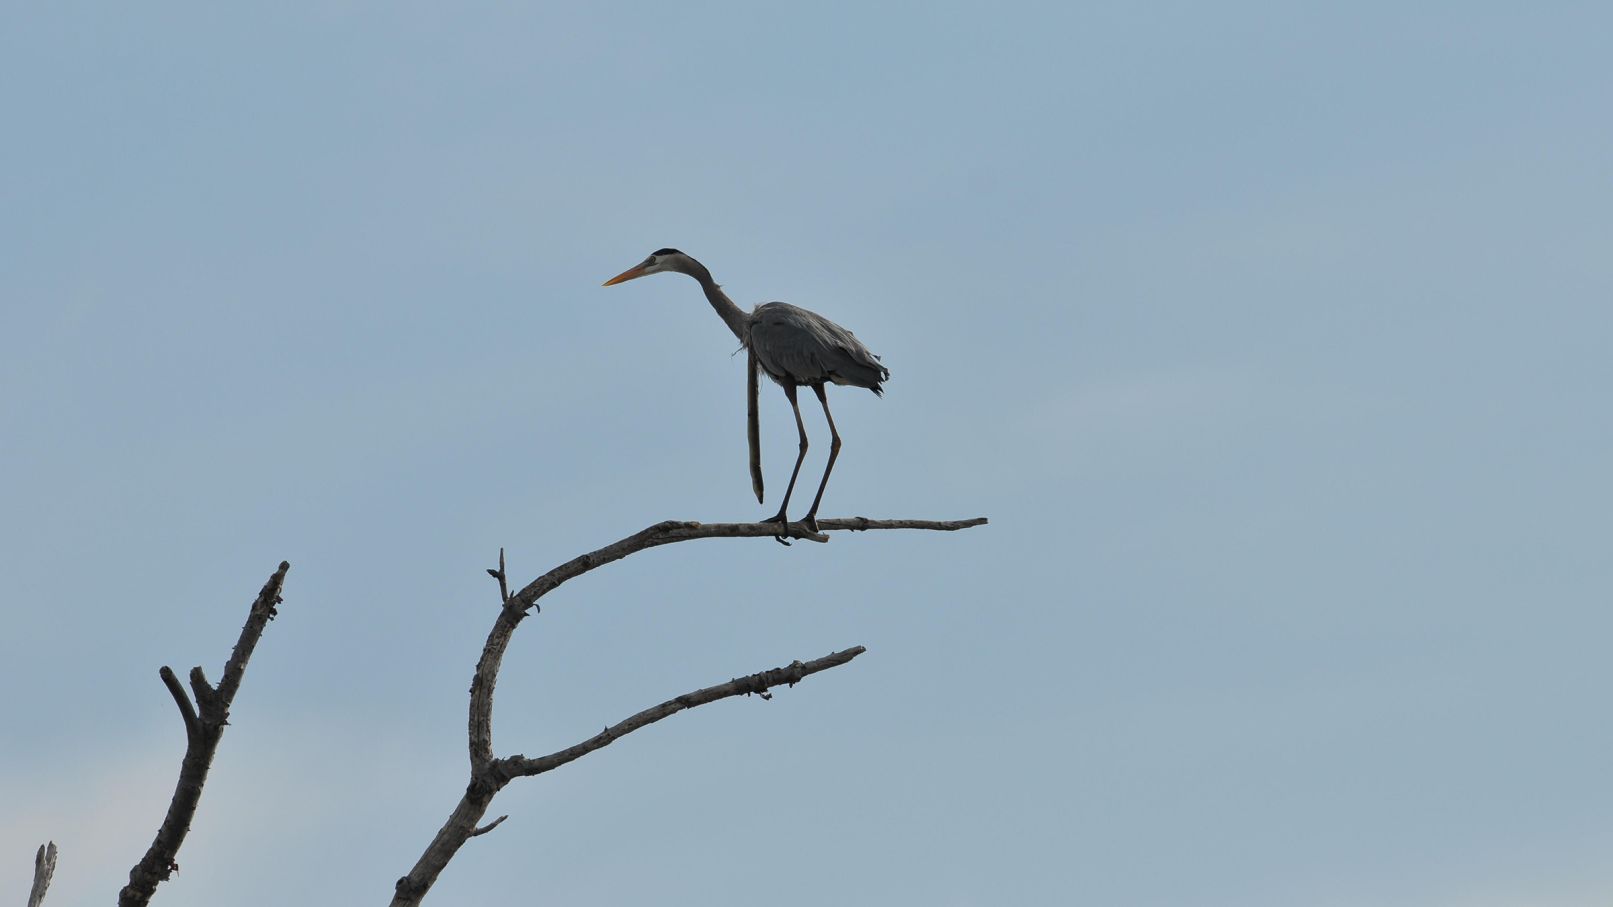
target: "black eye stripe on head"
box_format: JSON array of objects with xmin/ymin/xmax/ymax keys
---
[{"xmin": 651, "ymin": 248, "xmax": 681, "ymax": 257}]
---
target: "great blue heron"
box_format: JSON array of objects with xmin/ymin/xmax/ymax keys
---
[{"xmin": 603, "ymin": 249, "xmax": 888, "ymax": 536}]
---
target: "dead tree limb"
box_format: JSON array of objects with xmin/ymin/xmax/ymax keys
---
[
  {"xmin": 117, "ymin": 561, "xmax": 290, "ymax": 907},
  {"xmin": 502, "ymin": 646, "xmax": 866, "ymax": 778},
  {"xmin": 393, "ymin": 647, "xmax": 866, "ymax": 905},
  {"xmin": 469, "ymin": 517, "xmax": 985, "ymax": 767},
  {"xmin": 27, "ymin": 842, "xmax": 57, "ymax": 907},
  {"xmin": 391, "ymin": 515, "xmax": 984, "ymax": 906}
]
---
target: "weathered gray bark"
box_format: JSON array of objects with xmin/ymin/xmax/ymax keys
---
[
  {"xmin": 27, "ymin": 842, "xmax": 57, "ymax": 907},
  {"xmin": 118, "ymin": 562, "xmax": 290, "ymax": 907},
  {"xmin": 391, "ymin": 515, "xmax": 986, "ymax": 906},
  {"xmin": 394, "ymin": 647, "xmax": 863, "ymax": 905}
]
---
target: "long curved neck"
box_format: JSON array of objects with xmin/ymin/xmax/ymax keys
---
[{"xmin": 683, "ymin": 258, "xmax": 750, "ymax": 342}]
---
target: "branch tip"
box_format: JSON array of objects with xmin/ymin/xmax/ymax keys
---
[
  {"xmin": 502, "ymin": 644, "xmax": 866, "ymax": 780},
  {"xmin": 28, "ymin": 841, "xmax": 57, "ymax": 907},
  {"xmin": 488, "ymin": 547, "xmax": 511, "ymax": 603},
  {"xmin": 159, "ymin": 666, "xmax": 199, "ymax": 739},
  {"xmin": 469, "ymin": 815, "xmax": 509, "ymax": 838}
]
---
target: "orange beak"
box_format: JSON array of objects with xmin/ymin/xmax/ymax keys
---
[{"xmin": 602, "ymin": 265, "xmax": 649, "ymax": 287}]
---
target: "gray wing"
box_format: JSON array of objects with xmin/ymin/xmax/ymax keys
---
[{"xmin": 747, "ymin": 302, "xmax": 889, "ymax": 395}]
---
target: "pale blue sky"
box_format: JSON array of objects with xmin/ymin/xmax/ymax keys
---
[{"xmin": 3, "ymin": 3, "xmax": 1611, "ymax": 905}]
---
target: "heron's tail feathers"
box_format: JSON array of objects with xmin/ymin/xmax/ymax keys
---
[{"xmin": 836, "ymin": 356, "xmax": 889, "ymax": 397}]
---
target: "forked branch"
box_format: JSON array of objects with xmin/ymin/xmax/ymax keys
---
[
  {"xmin": 469, "ymin": 516, "xmax": 986, "ymax": 764},
  {"xmin": 392, "ymin": 514, "xmax": 984, "ymax": 906},
  {"xmin": 117, "ymin": 561, "xmax": 289, "ymax": 907},
  {"xmin": 391, "ymin": 646, "xmax": 866, "ymax": 906},
  {"xmin": 27, "ymin": 841, "xmax": 57, "ymax": 907}
]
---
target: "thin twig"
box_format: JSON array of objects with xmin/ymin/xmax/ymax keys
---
[
  {"xmin": 815, "ymin": 516, "xmax": 988, "ymax": 532},
  {"xmin": 118, "ymin": 561, "xmax": 290, "ymax": 907},
  {"xmin": 497, "ymin": 548, "xmax": 509, "ymax": 603},
  {"xmin": 468, "ymin": 816, "xmax": 508, "ymax": 838},
  {"xmin": 28, "ymin": 841, "xmax": 57, "ymax": 907},
  {"xmin": 502, "ymin": 646, "xmax": 866, "ymax": 778},
  {"xmin": 486, "ymin": 548, "xmax": 511, "ymax": 602},
  {"xmin": 158, "ymin": 667, "xmax": 199, "ymax": 743}
]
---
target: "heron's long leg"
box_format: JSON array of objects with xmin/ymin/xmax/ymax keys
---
[
  {"xmin": 767, "ymin": 383, "xmax": 809, "ymax": 535},
  {"xmin": 801, "ymin": 384, "xmax": 842, "ymax": 533}
]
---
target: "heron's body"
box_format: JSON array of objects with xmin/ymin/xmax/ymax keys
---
[
  {"xmin": 603, "ymin": 249, "xmax": 888, "ymax": 536},
  {"xmin": 747, "ymin": 301, "xmax": 887, "ymax": 395}
]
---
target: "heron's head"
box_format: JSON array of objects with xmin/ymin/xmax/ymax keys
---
[{"xmin": 602, "ymin": 248, "xmax": 695, "ymax": 286}]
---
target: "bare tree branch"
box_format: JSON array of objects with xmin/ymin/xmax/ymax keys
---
[
  {"xmin": 392, "ymin": 513, "xmax": 981, "ymax": 906},
  {"xmin": 486, "ymin": 547, "xmax": 512, "ymax": 604},
  {"xmin": 392, "ymin": 646, "xmax": 864, "ymax": 906},
  {"xmin": 27, "ymin": 842, "xmax": 57, "ymax": 907},
  {"xmin": 467, "ymin": 816, "xmax": 508, "ymax": 838},
  {"xmin": 502, "ymin": 646, "xmax": 866, "ymax": 778},
  {"xmin": 469, "ymin": 516, "xmax": 985, "ymax": 767},
  {"xmin": 493, "ymin": 547, "xmax": 509, "ymax": 603},
  {"xmin": 158, "ymin": 667, "xmax": 199, "ymax": 744},
  {"xmin": 814, "ymin": 516, "xmax": 988, "ymax": 532},
  {"xmin": 117, "ymin": 561, "xmax": 290, "ymax": 907},
  {"xmin": 215, "ymin": 563, "xmax": 286, "ymax": 706}
]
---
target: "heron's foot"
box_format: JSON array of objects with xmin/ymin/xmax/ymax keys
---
[
  {"xmin": 765, "ymin": 510, "xmax": 792, "ymax": 546},
  {"xmin": 800, "ymin": 511, "xmax": 821, "ymax": 534}
]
